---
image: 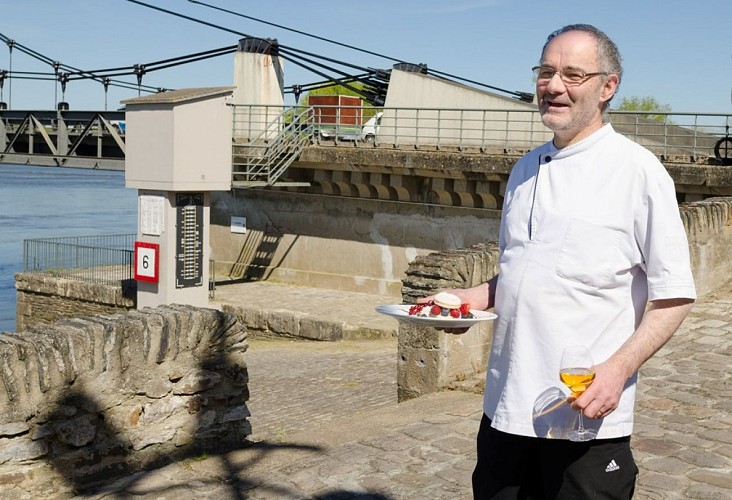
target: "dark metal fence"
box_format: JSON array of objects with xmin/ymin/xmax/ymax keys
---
[{"xmin": 23, "ymin": 234, "xmax": 136, "ymax": 286}]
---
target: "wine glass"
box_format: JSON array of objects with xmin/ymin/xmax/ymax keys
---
[{"xmin": 559, "ymin": 345, "xmax": 598, "ymax": 442}]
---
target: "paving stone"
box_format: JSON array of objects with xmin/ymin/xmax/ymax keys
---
[
  {"xmin": 666, "ymin": 432, "xmax": 716, "ymax": 449},
  {"xmin": 634, "ymin": 486, "xmax": 686, "ymax": 500},
  {"xmin": 696, "ymin": 319, "xmax": 728, "ymax": 328},
  {"xmin": 673, "ymin": 448, "xmax": 729, "ymax": 468},
  {"xmin": 435, "ymin": 464, "xmax": 473, "ymax": 489},
  {"xmin": 407, "ymin": 445, "xmax": 455, "ymax": 465},
  {"xmin": 701, "ymin": 429, "xmax": 732, "ymax": 445},
  {"xmin": 685, "ymin": 483, "xmax": 732, "ymax": 499},
  {"xmin": 638, "ymin": 472, "xmax": 688, "ymax": 493},
  {"xmin": 688, "ymin": 469, "xmax": 732, "ymax": 489},
  {"xmin": 431, "ymin": 435, "xmax": 475, "ymax": 455},
  {"xmin": 633, "ymin": 437, "xmax": 683, "ymax": 455},
  {"xmin": 400, "ymin": 421, "xmax": 443, "ymax": 441},
  {"xmin": 715, "ymin": 443, "xmax": 732, "ymax": 459},
  {"xmin": 641, "ymin": 456, "xmax": 692, "ymax": 475}
]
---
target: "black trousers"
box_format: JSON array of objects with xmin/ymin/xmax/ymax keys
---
[{"xmin": 472, "ymin": 414, "xmax": 638, "ymax": 499}]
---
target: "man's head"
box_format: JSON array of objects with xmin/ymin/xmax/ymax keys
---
[{"xmin": 535, "ymin": 24, "xmax": 622, "ymax": 148}]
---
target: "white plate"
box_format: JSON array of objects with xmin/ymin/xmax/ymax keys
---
[{"xmin": 375, "ymin": 304, "xmax": 497, "ymax": 328}]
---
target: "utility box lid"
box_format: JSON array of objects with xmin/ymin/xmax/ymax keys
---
[{"xmin": 123, "ymin": 87, "xmax": 235, "ymax": 191}]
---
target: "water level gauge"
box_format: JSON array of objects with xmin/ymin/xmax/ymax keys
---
[{"xmin": 175, "ymin": 192, "xmax": 203, "ymax": 288}]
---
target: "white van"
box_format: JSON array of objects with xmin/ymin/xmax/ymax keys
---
[{"xmin": 361, "ymin": 112, "xmax": 382, "ymax": 143}]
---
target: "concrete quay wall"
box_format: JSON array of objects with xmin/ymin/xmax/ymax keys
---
[
  {"xmin": 210, "ymin": 189, "xmax": 502, "ymax": 297},
  {"xmin": 397, "ymin": 197, "xmax": 732, "ymax": 401},
  {"xmin": 0, "ymin": 305, "xmax": 249, "ymax": 498},
  {"xmin": 211, "ymin": 145, "xmax": 732, "ymax": 298}
]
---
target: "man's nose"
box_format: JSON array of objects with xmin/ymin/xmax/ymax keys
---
[{"xmin": 545, "ymin": 72, "xmax": 567, "ymax": 93}]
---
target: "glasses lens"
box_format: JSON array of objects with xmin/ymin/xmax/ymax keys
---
[
  {"xmin": 562, "ymin": 70, "xmax": 586, "ymax": 83},
  {"xmin": 533, "ymin": 66, "xmax": 555, "ymax": 80}
]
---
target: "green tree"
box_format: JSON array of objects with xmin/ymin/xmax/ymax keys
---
[
  {"xmin": 303, "ymin": 83, "xmax": 366, "ymax": 104},
  {"xmin": 615, "ymin": 96, "xmax": 672, "ymax": 123}
]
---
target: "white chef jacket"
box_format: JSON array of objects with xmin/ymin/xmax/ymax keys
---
[{"xmin": 485, "ymin": 124, "xmax": 696, "ymax": 439}]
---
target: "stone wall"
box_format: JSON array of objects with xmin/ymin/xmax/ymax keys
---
[
  {"xmin": 0, "ymin": 305, "xmax": 249, "ymax": 497},
  {"xmin": 14, "ymin": 273, "xmax": 135, "ymax": 333},
  {"xmin": 398, "ymin": 197, "xmax": 732, "ymax": 401},
  {"xmin": 680, "ymin": 197, "xmax": 732, "ymax": 297},
  {"xmin": 398, "ymin": 243, "xmax": 500, "ymax": 402}
]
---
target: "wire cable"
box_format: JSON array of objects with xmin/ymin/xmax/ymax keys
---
[
  {"xmin": 188, "ymin": 0, "xmax": 405, "ymax": 64},
  {"xmin": 134, "ymin": 0, "xmax": 534, "ymax": 101},
  {"xmin": 277, "ymin": 53, "xmax": 376, "ymax": 103},
  {"xmin": 126, "ymin": 0, "xmax": 249, "ymax": 38},
  {"xmin": 429, "ymin": 68, "xmax": 533, "ymax": 101}
]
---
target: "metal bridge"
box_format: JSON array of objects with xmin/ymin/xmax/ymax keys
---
[
  {"xmin": 2, "ymin": 105, "xmax": 731, "ymax": 182},
  {"xmin": 0, "ymin": 108, "xmax": 126, "ymax": 170}
]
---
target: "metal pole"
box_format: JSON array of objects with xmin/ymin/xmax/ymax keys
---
[
  {"xmin": 7, "ymin": 40, "xmax": 14, "ymax": 109},
  {"xmin": 53, "ymin": 61, "xmax": 60, "ymax": 109},
  {"xmin": 103, "ymin": 78, "xmax": 110, "ymax": 111}
]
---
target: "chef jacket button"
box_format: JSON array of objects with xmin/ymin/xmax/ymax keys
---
[{"xmin": 545, "ymin": 156, "xmax": 552, "ymax": 162}]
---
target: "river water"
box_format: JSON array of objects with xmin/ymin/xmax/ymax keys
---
[{"xmin": 0, "ymin": 164, "xmax": 137, "ymax": 332}]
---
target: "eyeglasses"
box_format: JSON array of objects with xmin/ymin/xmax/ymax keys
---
[{"xmin": 532, "ymin": 65, "xmax": 608, "ymax": 86}]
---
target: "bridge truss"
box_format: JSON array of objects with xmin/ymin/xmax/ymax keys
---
[{"xmin": 0, "ymin": 109, "xmax": 125, "ymax": 170}]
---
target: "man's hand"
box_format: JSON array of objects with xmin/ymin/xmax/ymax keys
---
[
  {"xmin": 571, "ymin": 358, "xmax": 626, "ymax": 419},
  {"xmin": 416, "ymin": 278, "xmax": 496, "ymax": 334},
  {"xmin": 572, "ymin": 297, "xmax": 694, "ymax": 419}
]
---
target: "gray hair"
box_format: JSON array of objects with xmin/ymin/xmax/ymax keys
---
[{"xmin": 542, "ymin": 24, "xmax": 623, "ymax": 113}]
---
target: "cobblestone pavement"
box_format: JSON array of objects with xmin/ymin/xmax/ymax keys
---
[
  {"xmin": 631, "ymin": 283, "xmax": 732, "ymax": 499},
  {"xmin": 76, "ymin": 281, "xmax": 730, "ymax": 499},
  {"xmin": 244, "ymin": 338, "xmax": 398, "ymax": 443}
]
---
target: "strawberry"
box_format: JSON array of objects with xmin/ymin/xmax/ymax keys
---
[
  {"xmin": 430, "ymin": 305, "xmax": 442, "ymax": 316},
  {"xmin": 459, "ymin": 303, "xmax": 471, "ymax": 316},
  {"xmin": 449, "ymin": 308, "xmax": 461, "ymax": 318}
]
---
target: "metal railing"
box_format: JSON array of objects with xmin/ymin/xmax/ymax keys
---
[
  {"xmin": 231, "ymin": 105, "xmax": 315, "ymax": 187},
  {"xmin": 23, "ymin": 234, "xmax": 135, "ymax": 286},
  {"xmin": 230, "ymin": 104, "xmax": 732, "ymax": 162}
]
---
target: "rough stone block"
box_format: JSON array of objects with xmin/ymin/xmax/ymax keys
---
[{"xmin": 299, "ymin": 317, "xmax": 344, "ymax": 341}]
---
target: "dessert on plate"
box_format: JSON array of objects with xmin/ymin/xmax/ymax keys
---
[{"xmin": 408, "ymin": 291, "xmax": 475, "ymax": 319}]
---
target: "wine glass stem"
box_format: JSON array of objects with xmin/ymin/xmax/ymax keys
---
[{"xmin": 577, "ymin": 411, "xmax": 586, "ymax": 434}]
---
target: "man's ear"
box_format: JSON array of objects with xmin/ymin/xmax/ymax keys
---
[{"xmin": 600, "ymin": 74, "xmax": 620, "ymax": 105}]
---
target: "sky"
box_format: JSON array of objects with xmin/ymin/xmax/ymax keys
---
[{"xmin": 1, "ymin": 0, "xmax": 731, "ymax": 114}]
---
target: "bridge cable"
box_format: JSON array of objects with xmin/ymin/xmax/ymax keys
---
[
  {"xmin": 3, "ymin": 26, "xmax": 382, "ymax": 105},
  {"xmin": 124, "ymin": 0, "xmax": 392, "ymax": 103},
  {"xmin": 130, "ymin": 0, "xmax": 533, "ymax": 102},
  {"xmin": 277, "ymin": 48, "xmax": 381, "ymax": 88},
  {"xmin": 187, "ymin": 0, "xmax": 405, "ymax": 64},
  {"xmin": 272, "ymin": 48, "xmax": 388, "ymax": 103},
  {"xmin": 276, "ymin": 53, "xmax": 376, "ymax": 104},
  {"xmin": 278, "ymin": 46, "xmax": 377, "ymax": 75},
  {"xmin": 69, "ymin": 45, "xmax": 237, "ymax": 78},
  {"xmin": 0, "ymin": 32, "xmax": 214, "ymax": 95},
  {"xmin": 184, "ymin": 0, "xmax": 531, "ymax": 101},
  {"xmin": 429, "ymin": 68, "xmax": 534, "ymax": 102},
  {"xmin": 125, "ymin": 0, "xmax": 251, "ymax": 38},
  {"xmin": 0, "ymin": 33, "xmax": 161, "ymax": 94},
  {"xmin": 285, "ymin": 73, "xmax": 374, "ymax": 93}
]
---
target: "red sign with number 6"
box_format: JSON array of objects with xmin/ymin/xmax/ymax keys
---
[{"xmin": 134, "ymin": 241, "xmax": 160, "ymax": 283}]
